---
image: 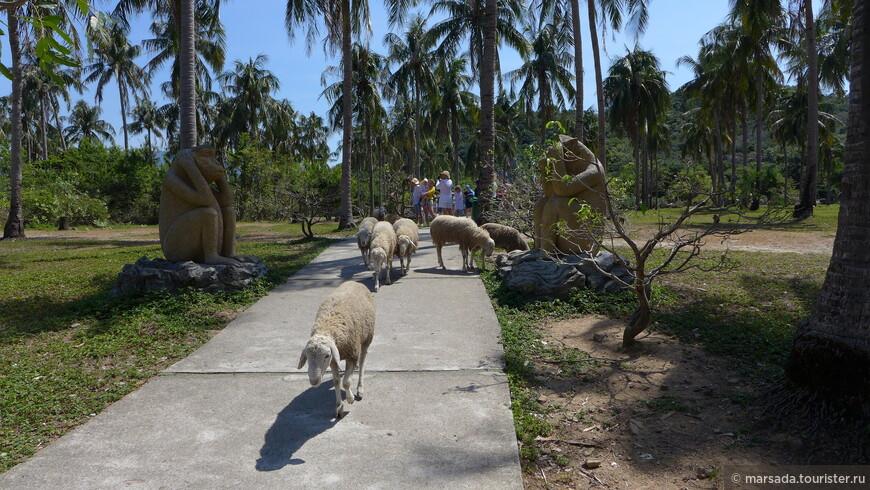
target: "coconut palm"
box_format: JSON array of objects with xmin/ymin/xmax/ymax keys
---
[
  {"xmin": 787, "ymin": 0, "xmax": 869, "ymax": 409},
  {"xmin": 3, "ymin": 5, "xmax": 25, "ymax": 238},
  {"xmin": 506, "ymin": 11, "xmax": 576, "ymax": 146},
  {"xmin": 217, "ymin": 54, "xmax": 281, "ymax": 145},
  {"xmin": 434, "ymin": 57, "xmax": 476, "ymax": 182},
  {"xmin": 385, "ymin": 15, "xmax": 437, "ymax": 179},
  {"xmin": 64, "ymin": 99, "xmax": 115, "ymax": 145},
  {"xmin": 604, "ymin": 45, "xmax": 669, "ymax": 207},
  {"xmin": 587, "ymin": 0, "xmax": 651, "ymax": 167},
  {"xmin": 129, "ymin": 98, "xmax": 166, "ymax": 151},
  {"xmin": 286, "ymin": 0, "xmax": 371, "ymax": 229},
  {"xmin": 84, "ymin": 22, "xmax": 149, "ymax": 150}
]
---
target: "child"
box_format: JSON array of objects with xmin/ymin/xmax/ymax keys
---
[{"xmin": 453, "ymin": 185, "xmax": 466, "ymax": 216}]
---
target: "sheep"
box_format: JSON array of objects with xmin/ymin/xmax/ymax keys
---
[
  {"xmin": 357, "ymin": 217, "xmax": 378, "ymax": 268},
  {"xmin": 480, "ymin": 223, "xmax": 530, "ymax": 252},
  {"xmin": 297, "ymin": 281, "xmax": 375, "ymax": 419},
  {"xmin": 392, "ymin": 218, "xmax": 419, "ymax": 275},
  {"xmin": 368, "ymin": 221, "xmax": 397, "ymax": 291},
  {"xmin": 430, "ymin": 215, "xmax": 495, "ymax": 272}
]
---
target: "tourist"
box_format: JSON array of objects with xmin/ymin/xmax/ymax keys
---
[
  {"xmin": 422, "ymin": 179, "xmax": 436, "ymax": 225},
  {"xmin": 436, "ymin": 171, "xmax": 454, "ymax": 215},
  {"xmin": 410, "ymin": 178, "xmax": 423, "ymax": 224},
  {"xmin": 463, "ymin": 184, "xmax": 475, "ymax": 215},
  {"xmin": 453, "ymin": 185, "xmax": 466, "ymax": 216}
]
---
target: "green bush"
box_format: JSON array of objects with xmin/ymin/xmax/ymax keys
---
[{"xmin": 22, "ymin": 181, "xmax": 110, "ymax": 227}]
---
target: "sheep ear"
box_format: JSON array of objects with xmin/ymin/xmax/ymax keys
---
[
  {"xmin": 330, "ymin": 344, "xmax": 341, "ymax": 364},
  {"xmin": 410, "ymin": 242, "xmax": 418, "ymax": 253},
  {"xmin": 297, "ymin": 350, "xmax": 307, "ymax": 369}
]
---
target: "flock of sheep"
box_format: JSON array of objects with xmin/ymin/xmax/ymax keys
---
[{"xmin": 298, "ymin": 215, "xmax": 530, "ymax": 418}]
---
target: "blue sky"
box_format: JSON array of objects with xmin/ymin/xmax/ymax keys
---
[{"xmin": 3, "ymin": 0, "xmax": 819, "ymax": 150}]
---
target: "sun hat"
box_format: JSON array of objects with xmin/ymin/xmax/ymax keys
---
[
  {"xmin": 422, "ymin": 178, "xmax": 428, "ymax": 182},
  {"xmin": 411, "ymin": 178, "xmax": 419, "ymax": 184},
  {"xmin": 465, "ymin": 184, "xmax": 471, "ymax": 188},
  {"xmin": 440, "ymin": 170, "xmax": 451, "ymax": 179}
]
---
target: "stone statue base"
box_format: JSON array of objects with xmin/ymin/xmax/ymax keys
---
[
  {"xmin": 494, "ymin": 249, "xmax": 633, "ymax": 298},
  {"xmin": 110, "ymin": 256, "xmax": 267, "ymax": 296}
]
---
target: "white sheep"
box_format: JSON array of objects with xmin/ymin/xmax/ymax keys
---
[
  {"xmin": 430, "ymin": 215, "xmax": 495, "ymax": 272},
  {"xmin": 392, "ymin": 218, "xmax": 419, "ymax": 275},
  {"xmin": 480, "ymin": 222, "xmax": 530, "ymax": 252},
  {"xmin": 297, "ymin": 281, "xmax": 375, "ymax": 419},
  {"xmin": 369, "ymin": 221, "xmax": 397, "ymax": 291},
  {"xmin": 357, "ymin": 217, "xmax": 379, "ymax": 268}
]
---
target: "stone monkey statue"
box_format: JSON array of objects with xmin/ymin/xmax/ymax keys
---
[
  {"xmin": 533, "ymin": 135, "xmax": 607, "ymax": 254},
  {"xmin": 158, "ymin": 145, "xmax": 256, "ymax": 265}
]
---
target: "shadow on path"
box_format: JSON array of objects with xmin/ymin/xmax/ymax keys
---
[{"xmin": 255, "ymin": 383, "xmax": 339, "ymax": 471}]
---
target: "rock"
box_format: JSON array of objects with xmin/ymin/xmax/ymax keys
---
[
  {"xmin": 592, "ymin": 333, "xmax": 607, "ymax": 343},
  {"xmin": 110, "ymin": 256, "xmax": 267, "ymax": 296},
  {"xmin": 584, "ymin": 459, "xmax": 602, "ymax": 469},
  {"xmin": 501, "ymin": 259, "xmax": 586, "ymax": 297}
]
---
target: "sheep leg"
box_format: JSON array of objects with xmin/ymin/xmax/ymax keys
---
[
  {"xmin": 399, "ymin": 254, "xmax": 406, "ymax": 276},
  {"xmin": 386, "ymin": 254, "xmax": 392, "ymax": 284},
  {"xmin": 342, "ymin": 359, "xmax": 356, "ymax": 404},
  {"xmin": 405, "ymin": 254, "xmax": 411, "ymax": 274},
  {"xmin": 331, "ymin": 359, "xmax": 344, "ymax": 418},
  {"xmin": 373, "ymin": 267, "xmax": 380, "ymax": 292},
  {"xmin": 460, "ymin": 246, "xmax": 469, "ymax": 272},
  {"xmin": 436, "ymin": 244, "xmax": 445, "ymax": 269},
  {"xmin": 355, "ymin": 348, "xmax": 367, "ymax": 400}
]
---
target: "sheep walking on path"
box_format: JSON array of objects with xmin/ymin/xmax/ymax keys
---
[
  {"xmin": 430, "ymin": 215, "xmax": 495, "ymax": 272},
  {"xmin": 480, "ymin": 223, "xmax": 529, "ymax": 252},
  {"xmin": 369, "ymin": 221, "xmax": 397, "ymax": 291},
  {"xmin": 392, "ymin": 218, "xmax": 419, "ymax": 275},
  {"xmin": 356, "ymin": 217, "xmax": 379, "ymax": 268},
  {"xmin": 297, "ymin": 281, "xmax": 375, "ymax": 419}
]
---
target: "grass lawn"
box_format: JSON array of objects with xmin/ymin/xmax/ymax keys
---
[
  {"xmin": 628, "ymin": 203, "xmax": 840, "ymax": 234},
  {"xmin": 0, "ymin": 222, "xmax": 352, "ymax": 473}
]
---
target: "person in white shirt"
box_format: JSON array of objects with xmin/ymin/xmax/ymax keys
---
[
  {"xmin": 410, "ymin": 178, "xmax": 423, "ymax": 224},
  {"xmin": 436, "ymin": 170, "xmax": 454, "ymax": 215}
]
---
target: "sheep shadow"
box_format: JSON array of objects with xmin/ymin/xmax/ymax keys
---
[
  {"xmin": 255, "ymin": 383, "xmax": 340, "ymax": 471},
  {"xmin": 414, "ymin": 266, "xmax": 479, "ymax": 276}
]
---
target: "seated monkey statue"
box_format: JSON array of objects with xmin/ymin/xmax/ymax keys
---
[
  {"xmin": 533, "ymin": 135, "xmax": 607, "ymax": 254},
  {"xmin": 159, "ymin": 145, "xmax": 257, "ymax": 266}
]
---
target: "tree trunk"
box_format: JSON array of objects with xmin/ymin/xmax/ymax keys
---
[
  {"xmin": 752, "ymin": 66, "xmax": 763, "ymax": 210},
  {"xmin": 118, "ymin": 78, "xmax": 129, "ymax": 151},
  {"xmin": 587, "ymin": 0, "xmax": 606, "ymax": 167},
  {"xmin": 414, "ymin": 80, "xmax": 421, "ymax": 179},
  {"xmin": 338, "ymin": 0, "xmax": 353, "ymax": 229},
  {"xmin": 53, "ymin": 98, "xmax": 67, "ymax": 151},
  {"xmin": 4, "ymin": 7, "xmax": 25, "ymax": 239},
  {"xmin": 623, "ymin": 264, "xmax": 650, "ymax": 346},
  {"xmin": 571, "ymin": 0, "xmax": 583, "ymax": 142},
  {"xmin": 742, "ymin": 100, "xmax": 749, "ymax": 176},
  {"xmin": 731, "ymin": 115, "xmax": 737, "ymax": 202},
  {"xmin": 476, "ymin": 0, "xmax": 498, "ymax": 223},
  {"xmin": 794, "ymin": 0, "xmax": 820, "ymax": 219},
  {"xmin": 451, "ymin": 108, "xmax": 461, "ymax": 182},
  {"xmin": 179, "ymin": 0, "xmax": 197, "ymax": 150},
  {"xmin": 367, "ymin": 112, "xmax": 374, "ymax": 215},
  {"xmin": 39, "ymin": 93, "xmax": 49, "ymax": 161},
  {"xmin": 787, "ymin": 0, "xmax": 870, "ymax": 409}
]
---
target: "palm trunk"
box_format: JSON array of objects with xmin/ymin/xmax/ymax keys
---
[
  {"xmin": 794, "ymin": 0, "xmax": 819, "ymax": 219},
  {"xmin": 742, "ymin": 100, "xmax": 749, "ymax": 175},
  {"xmin": 587, "ymin": 0, "xmax": 606, "ymax": 167},
  {"xmin": 179, "ymin": 0, "xmax": 197, "ymax": 150},
  {"xmin": 477, "ymin": 0, "xmax": 498, "ymax": 223},
  {"xmin": 4, "ymin": 7, "xmax": 25, "ymax": 239},
  {"xmin": 752, "ymin": 66, "xmax": 763, "ymax": 210},
  {"xmin": 338, "ymin": 0, "xmax": 353, "ymax": 229},
  {"xmin": 731, "ymin": 116, "xmax": 737, "ymax": 202},
  {"xmin": 570, "ymin": 0, "xmax": 583, "ymax": 142},
  {"xmin": 414, "ymin": 81, "xmax": 421, "ymax": 178},
  {"xmin": 787, "ymin": 0, "xmax": 870, "ymax": 406},
  {"xmin": 451, "ymin": 108, "xmax": 461, "ymax": 182},
  {"xmin": 118, "ymin": 78, "xmax": 129, "ymax": 151},
  {"xmin": 367, "ymin": 112, "xmax": 374, "ymax": 215},
  {"xmin": 39, "ymin": 93, "xmax": 49, "ymax": 161},
  {"xmin": 53, "ymin": 98, "xmax": 67, "ymax": 151}
]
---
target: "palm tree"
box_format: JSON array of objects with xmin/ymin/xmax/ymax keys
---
[
  {"xmin": 729, "ymin": 0, "xmax": 784, "ymax": 208},
  {"xmin": 791, "ymin": 0, "xmax": 819, "ymax": 218},
  {"xmin": 129, "ymin": 98, "xmax": 166, "ymax": 151},
  {"xmin": 178, "ymin": 0, "xmax": 196, "ymax": 148},
  {"xmin": 434, "ymin": 57, "xmax": 476, "ymax": 182},
  {"xmin": 787, "ymin": 0, "xmax": 869, "ymax": 409},
  {"xmin": 217, "ymin": 54, "xmax": 281, "ymax": 144},
  {"xmin": 587, "ymin": 0, "xmax": 651, "ymax": 167},
  {"xmin": 84, "ymin": 23, "xmax": 149, "ymax": 151},
  {"xmin": 507, "ymin": 11, "xmax": 576, "ymax": 145},
  {"xmin": 385, "ymin": 15, "xmax": 436, "ymax": 179},
  {"xmin": 3, "ymin": 4, "xmax": 25, "ymax": 238},
  {"xmin": 286, "ymin": 0, "xmax": 369, "ymax": 229},
  {"xmin": 604, "ymin": 45, "xmax": 669, "ymax": 207},
  {"xmin": 64, "ymin": 99, "xmax": 115, "ymax": 145}
]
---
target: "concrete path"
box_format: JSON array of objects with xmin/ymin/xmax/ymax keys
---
[{"xmin": 0, "ymin": 229, "xmax": 523, "ymax": 489}]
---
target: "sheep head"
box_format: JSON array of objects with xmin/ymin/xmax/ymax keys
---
[
  {"xmin": 298, "ymin": 334, "xmax": 341, "ymax": 387},
  {"xmin": 482, "ymin": 238, "xmax": 495, "ymax": 258},
  {"xmin": 398, "ymin": 235, "xmax": 417, "ymax": 256}
]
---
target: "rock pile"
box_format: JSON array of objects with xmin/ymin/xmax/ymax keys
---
[
  {"xmin": 494, "ymin": 249, "xmax": 634, "ymax": 298},
  {"xmin": 111, "ymin": 256, "xmax": 267, "ymax": 296}
]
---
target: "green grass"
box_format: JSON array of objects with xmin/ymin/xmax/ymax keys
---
[
  {"xmin": 628, "ymin": 203, "xmax": 840, "ymax": 234},
  {"xmin": 0, "ymin": 225, "xmax": 353, "ymax": 472}
]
